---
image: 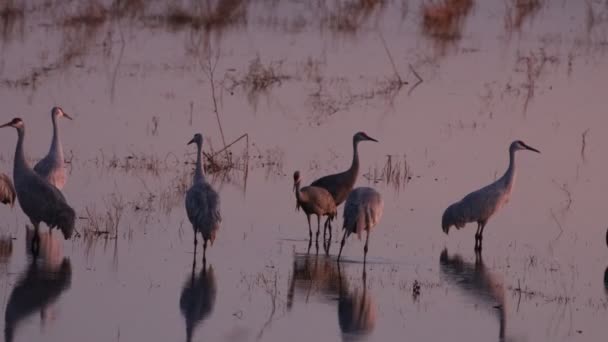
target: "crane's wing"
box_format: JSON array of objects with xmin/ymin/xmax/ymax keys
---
[
  {"xmin": 185, "ymin": 183, "xmax": 221, "ymax": 230},
  {"xmin": 311, "ymin": 170, "xmax": 353, "ymax": 205},
  {"xmin": 16, "ymin": 173, "xmax": 70, "ymax": 225},
  {"xmin": 0, "ymin": 173, "xmax": 16, "ymax": 207},
  {"xmin": 33, "ymin": 156, "xmax": 53, "ymax": 180}
]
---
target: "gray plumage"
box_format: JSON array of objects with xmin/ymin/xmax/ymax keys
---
[
  {"xmin": 185, "ymin": 133, "xmax": 221, "ymax": 263},
  {"xmin": 0, "ymin": 173, "xmax": 16, "ymax": 207},
  {"xmin": 293, "ymin": 171, "xmax": 337, "ymax": 248},
  {"xmin": 441, "ymin": 140, "xmax": 540, "ymax": 250},
  {"xmin": 180, "ymin": 264, "xmax": 216, "ymax": 342},
  {"xmin": 338, "ymin": 187, "xmax": 383, "ymax": 263},
  {"xmin": 33, "ymin": 106, "xmax": 72, "ymax": 190},
  {"xmin": 311, "ymin": 132, "xmax": 378, "ymax": 207},
  {"xmin": 1, "ymin": 118, "xmax": 75, "ymax": 244}
]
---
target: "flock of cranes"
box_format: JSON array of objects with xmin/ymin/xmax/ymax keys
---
[{"xmin": 7, "ymin": 107, "xmax": 606, "ymax": 265}]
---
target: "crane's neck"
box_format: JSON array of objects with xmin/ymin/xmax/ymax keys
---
[
  {"xmin": 193, "ymin": 142, "xmax": 205, "ymax": 184},
  {"xmin": 348, "ymin": 139, "xmax": 360, "ymax": 180},
  {"xmin": 50, "ymin": 115, "xmax": 64, "ymax": 162},
  {"xmin": 14, "ymin": 127, "xmax": 31, "ymax": 179},
  {"xmin": 501, "ymin": 148, "xmax": 517, "ymax": 189}
]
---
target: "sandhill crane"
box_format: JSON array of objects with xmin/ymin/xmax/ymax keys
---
[
  {"xmin": 0, "ymin": 173, "xmax": 16, "ymax": 207},
  {"xmin": 180, "ymin": 263, "xmax": 216, "ymax": 342},
  {"xmin": 311, "ymin": 132, "xmax": 377, "ymax": 239},
  {"xmin": 338, "ymin": 268, "xmax": 376, "ymax": 339},
  {"xmin": 34, "ymin": 107, "xmax": 72, "ymax": 190},
  {"xmin": 442, "ymin": 140, "xmax": 540, "ymax": 251},
  {"xmin": 337, "ymin": 187, "xmax": 383, "ymax": 263},
  {"xmin": 185, "ymin": 133, "xmax": 221, "ymax": 264},
  {"xmin": 1, "ymin": 118, "xmax": 75, "ymax": 252},
  {"xmin": 4, "ymin": 232, "xmax": 71, "ymax": 342},
  {"xmin": 293, "ymin": 171, "xmax": 337, "ymax": 250},
  {"xmin": 440, "ymin": 249, "xmax": 506, "ymax": 340}
]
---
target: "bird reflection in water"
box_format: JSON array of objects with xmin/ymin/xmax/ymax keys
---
[
  {"xmin": 439, "ymin": 249, "xmax": 506, "ymax": 341},
  {"xmin": 286, "ymin": 253, "xmax": 376, "ymax": 340},
  {"xmin": 604, "ymin": 266, "xmax": 608, "ymax": 296},
  {"xmin": 287, "ymin": 253, "xmax": 345, "ymax": 309},
  {"xmin": 4, "ymin": 229, "xmax": 72, "ymax": 342},
  {"xmin": 338, "ymin": 268, "xmax": 377, "ymax": 341},
  {"xmin": 0, "ymin": 236, "xmax": 13, "ymax": 266},
  {"xmin": 179, "ymin": 260, "xmax": 217, "ymax": 342}
]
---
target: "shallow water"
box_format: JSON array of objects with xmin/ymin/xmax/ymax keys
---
[{"xmin": 1, "ymin": 0, "xmax": 608, "ymax": 341}]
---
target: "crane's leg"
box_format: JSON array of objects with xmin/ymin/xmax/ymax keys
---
[
  {"xmin": 338, "ymin": 230, "xmax": 348, "ymax": 262},
  {"xmin": 193, "ymin": 231, "xmax": 198, "ymax": 256},
  {"xmin": 316, "ymin": 215, "xmax": 321, "ymax": 245},
  {"xmin": 306, "ymin": 215, "xmax": 312, "ymax": 251},
  {"xmin": 202, "ymin": 239, "xmax": 208, "ymax": 265},
  {"xmin": 30, "ymin": 221, "xmax": 40, "ymax": 256},
  {"xmin": 363, "ymin": 229, "xmax": 370, "ymax": 265},
  {"xmin": 478, "ymin": 222, "xmax": 487, "ymax": 251},
  {"xmin": 474, "ymin": 223, "xmax": 481, "ymax": 251}
]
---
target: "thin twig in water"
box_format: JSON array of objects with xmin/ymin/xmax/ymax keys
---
[
  {"xmin": 550, "ymin": 208, "xmax": 564, "ymax": 242},
  {"xmin": 199, "ymin": 45, "xmax": 227, "ymax": 149},
  {"xmin": 581, "ymin": 128, "xmax": 589, "ymax": 163},
  {"xmin": 377, "ymin": 30, "xmax": 407, "ymax": 87},
  {"xmin": 551, "ymin": 180, "xmax": 572, "ymax": 212},
  {"xmin": 408, "ymin": 64, "xmax": 423, "ymax": 96}
]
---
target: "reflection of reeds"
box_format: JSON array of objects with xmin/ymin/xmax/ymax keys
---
[
  {"xmin": 515, "ymin": 48, "xmax": 558, "ymax": 114},
  {"xmin": 421, "ymin": 0, "xmax": 474, "ymax": 56}
]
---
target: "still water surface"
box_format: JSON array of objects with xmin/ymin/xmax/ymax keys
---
[{"xmin": 1, "ymin": 1, "xmax": 608, "ymax": 341}]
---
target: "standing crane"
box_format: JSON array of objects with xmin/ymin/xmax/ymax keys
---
[
  {"xmin": 442, "ymin": 140, "xmax": 540, "ymax": 251},
  {"xmin": 33, "ymin": 107, "xmax": 72, "ymax": 190},
  {"xmin": 337, "ymin": 187, "xmax": 384, "ymax": 264},
  {"xmin": 293, "ymin": 171, "xmax": 337, "ymax": 251},
  {"xmin": 311, "ymin": 132, "xmax": 378, "ymax": 240},
  {"xmin": 185, "ymin": 133, "xmax": 221, "ymax": 264},
  {"xmin": 0, "ymin": 173, "xmax": 16, "ymax": 207},
  {"xmin": 1, "ymin": 118, "xmax": 75, "ymax": 252}
]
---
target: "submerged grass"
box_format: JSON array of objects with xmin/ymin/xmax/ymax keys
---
[{"xmin": 363, "ymin": 154, "xmax": 411, "ymax": 189}]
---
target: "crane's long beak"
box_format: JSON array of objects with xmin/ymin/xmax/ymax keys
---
[
  {"xmin": 187, "ymin": 138, "xmax": 195, "ymax": 145},
  {"xmin": 0, "ymin": 122, "xmax": 11, "ymax": 128},
  {"xmin": 367, "ymin": 136, "xmax": 378, "ymax": 142},
  {"xmin": 63, "ymin": 112, "xmax": 73, "ymax": 120},
  {"xmin": 524, "ymin": 143, "xmax": 540, "ymax": 153}
]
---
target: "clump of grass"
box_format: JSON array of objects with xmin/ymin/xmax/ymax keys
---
[
  {"xmin": 505, "ymin": 0, "xmax": 543, "ymax": 33},
  {"xmin": 421, "ymin": 0, "xmax": 473, "ymax": 55},
  {"xmin": 82, "ymin": 194, "xmax": 125, "ymax": 240},
  {"xmin": 62, "ymin": 1, "xmax": 108, "ymax": 27},
  {"xmin": 0, "ymin": 0, "xmax": 25, "ymax": 42},
  {"xmin": 110, "ymin": 0, "xmax": 147, "ymax": 19},
  {"xmin": 363, "ymin": 154, "xmax": 411, "ymax": 188},
  {"xmin": 165, "ymin": 0, "xmax": 247, "ymax": 33},
  {"xmin": 323, "ymin": 0, "xmax": 387, "ymax": 34},
  {"xmin": 226, "ymin": 56, "xmax": 292, "ymax": 107}
]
